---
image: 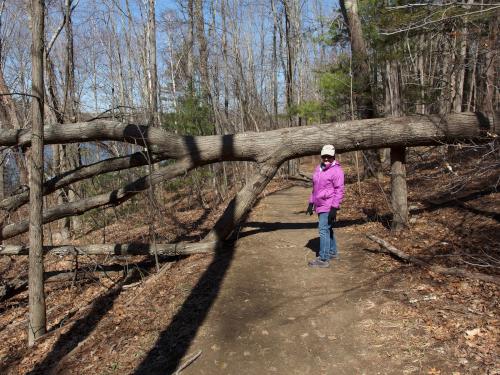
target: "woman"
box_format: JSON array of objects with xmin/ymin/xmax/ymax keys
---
[{"xmin": 306, "ymin": 144, "xmax": 345, "ymax": 268}]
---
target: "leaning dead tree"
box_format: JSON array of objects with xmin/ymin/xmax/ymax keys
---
[{"xmin": 0, "ymin": 112, "xmax": 496, "ymax": 255}]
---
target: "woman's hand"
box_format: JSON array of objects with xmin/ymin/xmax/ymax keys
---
[
  {"xmin": 306, "ymin": 203, "xmax": 314, "ymax": 215},
  {"xmin": 328, "ymin": 207, "xmax": 338, "ymax": 225}
]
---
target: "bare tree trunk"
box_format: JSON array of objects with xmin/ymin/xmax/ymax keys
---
[
  {"xmin": 282, "ymin": 0, "xmax": 299, "ymax": 176},
  {"xmin": 416, "ymin": 34, "xmax": 426, "ymax": 115},
  {"xmin": 270, "ymin": 0, "xmax": 279, "ymax": 128},
  {"xmin": 63, "ymin": 0, "xmax": 81, "ymax": 235},
  {"xmin": 147, "ymin": 0, "xmax": 159, "ymax": 127},
  {"xmin": 283, "ymin": 0, "xmax": 294, "ymax": 123},
  {"xmin": 0, "ymin": 145, "xmax": 3, "ymax": 201},
  {"xmin": 0, "ymin": 0, "xmax": 4, "ymax": 200},
  {"xmin": 28, "ymin": 0, "xmax": 46, "ymax": 346},
  {"xmin": 195, "ymin": 0, "xmax": 211, "ymax": 106},
  {"xmin": 465, "ymin": 39, "xmax": 478, "ymax": 112},
  {"xmin": 187, "ymin": 0, "xmax": 194, "ymax": 92},
  {"xmin": 0, "ymin": 123, "xmax": 4, "ymax": 202},
  {"xmin": 452, "ymin": 31, "xmax": 467, "ymax": 113},
  {"xmin": 0, "ymin": 67, "xmax": 29, "ymax": 186},
  {"xmin": 220, "ymin": 0, "xmax": 229, "ymax": 120},
  {"xmin": 390, "ymin": 146, "xmax": 408, "ymax": 231},
  {"xmin": 385, "ymin": 58, "xmax": 408, "ymax": 231},
  {"xmin": 439, "ymin": 35, "xmax": 452, "ymax": 115},
  {"xmin": 477, "ymin": 11, "xmax": 498, "ymax": 120},
  {"xmin": 206, "ymin": 162, "xmax": 280, "ymax": 241},
  {"xmin": 339, "ymin": 0, "xmax": 380, "ymax": 178}
]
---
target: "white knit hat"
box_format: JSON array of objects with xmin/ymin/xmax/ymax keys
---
[{"xmin": 321, "ymin": 144, "xmax": 335, "ymax": 156}]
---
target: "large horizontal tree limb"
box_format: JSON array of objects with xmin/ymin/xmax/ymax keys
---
[
  {"xmin": 0, "ymin": 241, "xmax": 217, "ymax": 256},
  {"xmin": 0, "ymin": 151, "xmax": 171, "ymax": 212},
  {"xmin": 0, "ymin": 157, "xmax": 196, "ymax": 240},
  {"xmin": 0, "ymin": 113, "xmax": 495, "ymax": 162},
  {"xmin": 366, "ymin": 234, "xmax": 500, "ymax": 285},
  {"xmin": 1, "ymin": 112, "xmax": 496, "ymax": 241}
]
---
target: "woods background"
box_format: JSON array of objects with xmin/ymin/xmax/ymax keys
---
[{"xmin": 0, "ymin": 0, "xmax": 498, "ymax": 352}]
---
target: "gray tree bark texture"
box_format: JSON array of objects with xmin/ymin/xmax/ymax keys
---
[
  {"xmin": 0, "ymin": 113, "xmax": 493, "ymax": 159},
  {"xmin": 384, "ymin": 58, "xmax": 408, "ymax": 231},
  {"xmin": 339, "ymin": 0, "xmax": 380, "ymax": 178},
  {"xmin": 147, "ymin": 0, "xmax": 159, "ymax": 127},
  {"xmin": 0, "ymin": 112, "xmax": 496, "ymax": 244},
  {"xmin": 390, "ymin": 146, "xmax": 408, "ymax": 231},
  {"xmin": 28, "ymin": 0, "xmax": 46, "ymax": 346},
  {"xmin": 0, "ymin": 241, "xmax": 218, "ymax": 256}
]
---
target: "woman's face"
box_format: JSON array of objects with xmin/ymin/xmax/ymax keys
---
[{"xmin": 321, "ymin": 155, "xmax": 334, "ymax": 163}]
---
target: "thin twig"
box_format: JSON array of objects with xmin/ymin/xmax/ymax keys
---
[
  {"xmin": 381, "ymin": 5, "xmax": 500, "ymax": 35},
  {"xmin": 174, "ymin": 350, "xmax": 202, "ymax": 375}
]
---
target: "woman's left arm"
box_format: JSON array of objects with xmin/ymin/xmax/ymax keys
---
[{"xmin": 331, "ymin": 169, "xmax": 345, "ymax": 208}]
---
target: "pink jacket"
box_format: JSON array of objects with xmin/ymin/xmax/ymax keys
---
[{"xmin": 309, "ymin": 161, "xmax": 345, "ymax": 213}]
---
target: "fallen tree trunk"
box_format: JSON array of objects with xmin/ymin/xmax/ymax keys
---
[
  {"xmin": 0, "ymin": 240, "xmax": 218, "ymax": 256},
  {"xmin": 0, "ymin": 113, "xmax": 495, "ymax": 161},
  {"xmin": 366, "ymin": 234, "xmax": 500, "ymax": 285},
  {"xmin": 1, "ymin": 113, "xmax": 496, "ymax": 241}
]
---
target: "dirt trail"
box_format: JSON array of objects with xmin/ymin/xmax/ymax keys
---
[{"xmin": 179, "ymin": 186, "xmax": 424, "ymax": 374}]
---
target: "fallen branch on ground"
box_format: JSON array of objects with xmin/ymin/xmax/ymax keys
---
[
  {"xmin": 174, "ymin": 350, "xmax": 202, "ymax": 375},
  {"xmin": 0, "ymin": 241, "xmax": 218, "ymax": 256},
  {"xmin": 0, "ymin": 270, "xmax": 124, "ymax": 301},
  {"xmin": 366, "ymin": 234, "xmax": 500, "ymax": 285}
]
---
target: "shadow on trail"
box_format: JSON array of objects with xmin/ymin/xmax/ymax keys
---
[
  {"xmin": 240, "ymin": 218, "xmax": 369, "ymax": 238},
  {"xmin": 132, "ymin": 132, "xmax": 239, "ymax": 375},
  {"xmin": 132, "ymin": 244, "xmax": 235, "ymax": 374}
]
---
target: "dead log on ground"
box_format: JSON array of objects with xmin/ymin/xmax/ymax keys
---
[
  {"xmin": 366, "ymin": 234, "xmax": 500, "ymax": 285},
  {"xmin": 0, "ymin": 241, "xmax": 218, "ymax": 256}
]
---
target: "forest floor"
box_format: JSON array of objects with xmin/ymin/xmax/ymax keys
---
[{"xmin": 0, "ymin": 148, "xmax": 499, "ymax": 374}]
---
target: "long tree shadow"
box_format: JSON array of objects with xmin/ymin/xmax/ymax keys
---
[
  {"xmin": 239, "ymin": 217, "xmax": 371, "ymax": 238},
  {"xmin": 15, "ymin": 271, "xmax": 138, "ymax": 375},
  {"xmin": 132, "ymin": 242, "xmax": 235, "ymax": 374},
  {"xmin": 133, "ymin": 133, "xmax": 239, "ymax": 374}
]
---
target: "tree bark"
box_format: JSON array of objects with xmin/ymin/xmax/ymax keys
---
[
  {"xmin": 339, "ymin": 0, "xmax": 380, "ymax": 178},
  {"xmin": 390, "ymin": 146, "xmax": 408, "ymax": 231},
  {"xmin": 1, "ymin": 113, "xmax": 493, "ymax": 159},
  {"xmin": 195, "ymin": 0, "xmax": 211, "ymax": 105},
  {"xmin": 28, "ymin": 0, "xmax": 46, "ymax": 346},
  {"xmin": 0, "ymin": 66, "xmax": 29, "ymax": 185},
  {"xmin": 0, "ymin": 112, "xmax": 495, "ymax": 242},
  {"xmin": 477, "ymin": 10, "xmax": 498, "ymax": 120},
  {"xmin": 147, "ymin": 0, "xmax": 159, "ymax": 127},
  {"xmin": 63, "ymin": 0, "xmax": 81, "ymax": 237},
  {"xmin": 385, "ymin": 58, "xmax": 408, "ymax": 231},
  {"xmin": 0, "ymin": 241, "xmax": 217, "ymax": 256},
  {"xmin": 206, "ymin": 161, "xmax": 280, "ymax": 241},
  {"xmin": 0, "ymin": 145, "xmax": 4, "ymax": 201}
]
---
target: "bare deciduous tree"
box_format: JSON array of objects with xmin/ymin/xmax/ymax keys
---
[{"xmin": 27, "ymin": 0, "xmax": 46, "ymax": 346}]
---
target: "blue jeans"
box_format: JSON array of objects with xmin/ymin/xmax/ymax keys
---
[{"xmin": 318, "ymin": 212, "xmax": 337, "ymax": 261}]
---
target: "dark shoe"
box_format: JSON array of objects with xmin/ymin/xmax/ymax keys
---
[{"xmin": 308, "ymin": 258, "xmax": 330, "ymax": 268}]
